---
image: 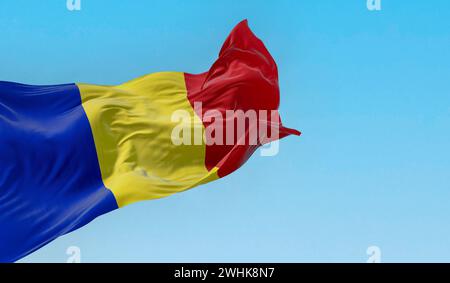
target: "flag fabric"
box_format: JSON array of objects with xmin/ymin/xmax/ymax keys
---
[{"xmin": 0, "ymin": 20, "xmax": 300, "ymax": 262}]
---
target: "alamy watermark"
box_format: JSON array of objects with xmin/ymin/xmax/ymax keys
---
[
  {"xmin": 66, "ymin": 246, "xmax": 81, "ymax": 263},
  {"xmin": 170, "ymin": 102, "xmax": 282, "ymax": 156},
  {"xmin": 367, "ymin": 0, "xmax": 381, "ymax": 11},
  {"xmin": 66, "ymin": 1, "xmax": 381, "ymax": 12},
  {"xmin": 366, "ymin": 246, "xmax": 381, "ymax": 263},
  {"xmin": 67, "ymin": 0, "xmax": 81, "ymax": 11}
]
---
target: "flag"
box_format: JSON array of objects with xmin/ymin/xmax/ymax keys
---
[{"xmin": 0, "ymin": 20, "xmax": 300, "ymax": 262}]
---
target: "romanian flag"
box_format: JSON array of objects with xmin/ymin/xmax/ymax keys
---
[{"xmin": 0, "ymin": 20, "xmax": 300, "ymax": 262}]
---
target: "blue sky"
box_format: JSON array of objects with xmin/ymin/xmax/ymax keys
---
[{"xmin": 0, "ymin": 0, "xmax": 449, "ymax": 262}]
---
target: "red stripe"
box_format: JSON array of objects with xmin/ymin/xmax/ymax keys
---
[{"xmin": 185, "ymin": 20, "xmax": 300, "ymax": 178}]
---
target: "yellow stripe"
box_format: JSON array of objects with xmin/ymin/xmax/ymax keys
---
[{"xmin": 78, "ymin": 72, "xmax": 218, "ymax": 207}]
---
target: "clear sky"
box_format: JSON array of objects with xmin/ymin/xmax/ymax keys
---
[{"xmin": 1, "ymin": 0, "xmax": 449, "ymax": 262}]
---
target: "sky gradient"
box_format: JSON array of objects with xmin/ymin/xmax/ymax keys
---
[{"xmin": 0, "ymin": 0, "xmax": 449, "ymax": 262}]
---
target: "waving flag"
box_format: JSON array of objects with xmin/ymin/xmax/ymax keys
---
[{"xmin": 0, "ymin": 20, "xmax": 300, "ymax": 262}]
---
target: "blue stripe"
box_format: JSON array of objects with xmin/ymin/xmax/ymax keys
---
[{"xmin": 0, "ymin": 82, "xmax": 118, "ymax": 262}]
